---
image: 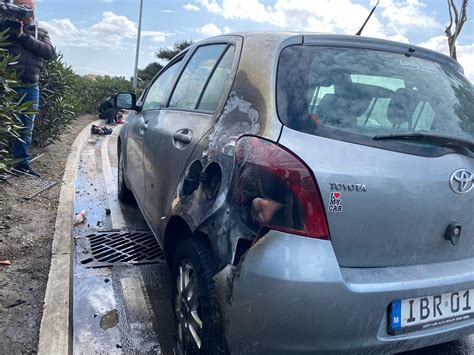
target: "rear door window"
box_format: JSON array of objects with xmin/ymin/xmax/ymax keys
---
[
  {"xmin": 197, "ymin": 45, "xmax": 235, "ymax": 112},
  {"xmin": 169, "ymin": 44, "xmax": 227, "ymax": 110}
]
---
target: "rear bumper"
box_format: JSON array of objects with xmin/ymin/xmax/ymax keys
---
[{"xmin": 215, "ymin": 231, "xmax": 474, "ymax": 354}]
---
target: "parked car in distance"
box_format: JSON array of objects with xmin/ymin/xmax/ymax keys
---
[{"xmin": 115, "ymin": 32, "xmax": 474, "ymax": 354}]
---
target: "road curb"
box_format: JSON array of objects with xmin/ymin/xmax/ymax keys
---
[{"xmin": 38, "ymin": 119, "xmax": 101, "ymax": 355}]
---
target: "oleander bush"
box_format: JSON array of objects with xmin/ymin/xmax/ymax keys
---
[
  {"xmin": 34, "ymin": 54, "xmax": 133, "ymax": 146},
  {"xmin": 74, "ymin": 75, "xmax": 133, "ymax": 114},
  {"xmin": 34, "ymin": 52, "xmax": 78, "ymax": 147},
  {"xmin": 0, "ymin": 29, "xmax": 30, "ymax": 175},
  {"xmin": 1, "ymin": 35, "xmax": 134, "ymax": 169}
]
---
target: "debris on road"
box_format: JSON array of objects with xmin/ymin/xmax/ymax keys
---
[
  {"xmin": 22, "ymin": 179, "xmax": 59, "ymax": 200},
  {"xmin": 5, "ymin": 300, "xmax": 26, "ymax": 309},
  {"xmin": 74, "ymin": 210, "xmax": 88, "ymax": 225},
  {"xmin": 91, "ymin": 125, "xmax": 113, "ymax": 136},
  {"xmin": 0, "ymin": 260, "xmax": 12, "ymax": 266}
]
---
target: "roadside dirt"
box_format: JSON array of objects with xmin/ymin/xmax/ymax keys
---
[{"xmin": 0, "ymin": 114, "xmax": 96, "ymax": 353}]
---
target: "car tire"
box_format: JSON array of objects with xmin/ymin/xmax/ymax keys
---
[
  {"xmin": 172, "ymin": 238, "xmax": 227, "ymax": 355},
  {"xmin": 117, "ymin": 150, "xmax": 135, "ymax": 203}
]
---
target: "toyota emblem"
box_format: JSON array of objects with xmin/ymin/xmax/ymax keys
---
[{"xmin": 449, "ymin": 169, "xmax": 474, "ymax": 194}]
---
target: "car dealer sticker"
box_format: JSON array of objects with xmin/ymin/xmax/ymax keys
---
[{"xmin": 329, "ymin": 192, "xmax": 343, "ymax": 212}]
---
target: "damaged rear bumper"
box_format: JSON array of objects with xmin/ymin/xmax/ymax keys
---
[{"xmin": 215, "ymin": 231, "xmax": 474, "ymax": 354}]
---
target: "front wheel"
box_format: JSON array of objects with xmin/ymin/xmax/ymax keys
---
[{"xmin": 172, "ymin": 238, "xmax": 227, "ymax": 355}]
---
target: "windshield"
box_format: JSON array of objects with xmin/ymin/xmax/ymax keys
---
[{"xmin": 276, "ymin": 45, "xmax": 474, "ymax": 149}]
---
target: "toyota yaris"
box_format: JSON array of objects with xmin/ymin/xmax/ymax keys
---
[{"xmin": 115, "ymin": 32, "xmax": 474, "ymax": 354}]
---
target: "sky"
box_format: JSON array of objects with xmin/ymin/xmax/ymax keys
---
[{"xmin": 34, "ymin": 0, "xmax": 474, "ymax": 81}]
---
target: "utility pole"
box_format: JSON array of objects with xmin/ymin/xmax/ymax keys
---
[{"xmin": 133, "ymin": 0, "xmax": 143, "ymax": 89}]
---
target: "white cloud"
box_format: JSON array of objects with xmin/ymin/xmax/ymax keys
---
[
  {"xmin": 375, "ymin": 0, "xmax": 439, "ymax": 35},
  {"xmin": 418, "ymin": 36, "xmax": 474, "ymax": 82},
  {"xmin": 40, "ymin": 12, "xmax": 169, "ymax": 49},
  {"xmin": 200, "ymin": 0, "xmax": 271, "ymax": 23},
  {"xmin": 387, "ymin": 34, "xmax": 410, "ymax": 43},
  {"xmin": 198, "ymin": 0, "xmax": 385, "ymax": 36},
  {"xmin": 183, "ymin": 3, "xmax": 200, "ymax": 11},
  {"xmin": 89, "ymin": 11, "xmax": 136, "ymax": 38},
  {"xmin": 199, "ymin": 0, "xmax": 222, "ymax": 14},
  {"xmin": 197, "ymin": 0, "xmax": 439, "ymax": 41},
  {"xmin": 198, "ymin": 23, "xmax": 223, "ymax": 36},
  {"xmin": 142, "ymin": 31, "xmax": 167, "ymax": 43}
]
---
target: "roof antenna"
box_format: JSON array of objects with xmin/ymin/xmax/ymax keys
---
[{"xmin": 356, "ymin": 0, "xmax": 380, "ymax": 36}]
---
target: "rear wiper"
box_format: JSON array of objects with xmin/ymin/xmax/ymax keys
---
[{"xmin": 373, "ymin": 133, "xmax": 474, "ymax": 157}]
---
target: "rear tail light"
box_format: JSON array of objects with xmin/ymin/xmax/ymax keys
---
[{"xmin": 234, "ymin": 136, "xmax": 330, "ymax": 240}]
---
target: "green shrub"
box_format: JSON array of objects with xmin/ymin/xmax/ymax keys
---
[
  {"xmin": 34, "ymin": 52, "xmax": 78, "ymax": 147},
  {"xmin": 0, "ymin": 29, "xmax": 30, "ymax": 174},
  {"xmin": 1, "ymin": 33, "xmax": 135, "ymax": 171},
  {"xmin": 33, "ymin": 54, "xmax": 133, "ymax": 146},
  {"xmin": 74, "ymin": 75, "xmax": 133, "ymax": 114}
]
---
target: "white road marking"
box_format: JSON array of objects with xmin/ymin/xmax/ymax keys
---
[
  {"xmin": 101, "ymin": 129, "xmax": 127, "ymax": 230},
  {"xmin": 120, "ymin": 276, "xmax": 160, "ymax": 353},
  {"xmin": 121, "ymin": 277, "xmax": 150, "ymax": 320}
]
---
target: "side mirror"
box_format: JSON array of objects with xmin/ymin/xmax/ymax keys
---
[{"xmin": 115, "ymin": 92, "xmax": 137, "ymax": 110}]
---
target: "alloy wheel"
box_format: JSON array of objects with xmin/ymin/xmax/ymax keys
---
[{"xmin": 176, "ymin": 259, "xmax": 203, "ymax": 353}]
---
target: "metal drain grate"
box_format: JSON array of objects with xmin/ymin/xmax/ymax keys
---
[
  {"xmin": 80, "ymin": 231, "xmax": 165, "ymax": 268},
  {"xmin": 21, "ymin": 179, "xmax": 59, "ymax": 200}
]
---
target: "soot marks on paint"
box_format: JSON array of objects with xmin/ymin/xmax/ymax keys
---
[{"xmin": 207, "ymin": 91, "xmax": 261, "ymax": 156}]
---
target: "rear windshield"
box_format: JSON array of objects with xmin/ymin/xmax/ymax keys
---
[{"xmin": 277, "ymin": 45, "xmax": 474, "ymax": 151}]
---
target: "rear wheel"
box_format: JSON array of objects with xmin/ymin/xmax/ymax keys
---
[
  {"xmin": 172, "ymin": 238, "xmax": 227, "ymax": 355},
  {"xmin": 117, "ymin": 149, "xmax": 135, "ymax": 203}
]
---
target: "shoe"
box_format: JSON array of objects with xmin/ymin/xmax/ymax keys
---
[{"xmin": 12, "ymin": 164, "xmax": 41, "ymax": 177}]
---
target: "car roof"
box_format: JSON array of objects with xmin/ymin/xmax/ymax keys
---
[{"xmin": 204, "ymin": 31, "xmax": 463, "ymax": 74}]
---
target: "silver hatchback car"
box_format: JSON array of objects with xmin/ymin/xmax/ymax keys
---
[{"xmin": 116, "ymin": 32, "xmax": 474, "ymax": 354}]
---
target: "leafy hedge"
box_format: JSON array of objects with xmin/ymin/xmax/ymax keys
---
[
  {"xmin": 34, "ymin": 52, "xmax": 78, "ymax": 147},
  {"xmin": 0, "ymin": 29, "xmax": 29, "ymax": 174},
  {"xmin": 34, "ymin": 55, "xmax": 133, "ymax": 147},
  {"xmin": 74, "ymin": 75, "xmax": 133, "ymax": 114},
  {"xmin": 0, "ymin": 34, "xmax": 134, "ymax": 172}
]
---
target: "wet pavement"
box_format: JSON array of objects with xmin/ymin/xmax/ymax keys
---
[
  {"xmin": 72, "ymin": 128, "xmax": 175, "ymax": 354},
  {"xmin": 70, "ymin": 126, "xmax": 473, "ymax": 354}
]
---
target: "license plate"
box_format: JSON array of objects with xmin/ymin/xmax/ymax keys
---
[{"xmin": 388, "ymin": 289, "xmax": 474, "ymax": 335}]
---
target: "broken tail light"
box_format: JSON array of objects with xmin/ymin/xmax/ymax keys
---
[{"xmin": 234, "ymin": 136, "xmax": 330, "ymax": 240}]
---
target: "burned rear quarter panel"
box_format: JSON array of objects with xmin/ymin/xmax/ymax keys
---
[{"xmin": 162, "ymin": 33, "xmax": 302, "ymax": 269}]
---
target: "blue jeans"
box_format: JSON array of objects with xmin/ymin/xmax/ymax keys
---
[{"xmin": 13, "ymin": 86, "xmax": 40, "ymax": 167}]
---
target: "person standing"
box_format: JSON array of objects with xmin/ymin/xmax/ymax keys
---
[{"xmin": 9, "ymin": 0, "xmax": 54, "ymax": 177}]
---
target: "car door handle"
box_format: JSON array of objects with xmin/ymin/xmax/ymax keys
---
[{"xmin": 173, "ymin": 131, "xmax": 192, "ymax": 144}]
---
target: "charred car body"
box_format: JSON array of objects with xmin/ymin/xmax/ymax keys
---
[{"xmin": 116, "ymin": 32, "xmax": 474, "ymax": 354}]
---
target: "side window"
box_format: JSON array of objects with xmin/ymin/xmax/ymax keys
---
[
  {"xmin": 169, "ymin": 44, "xmax": 227, "ymax": 110},
  {"xmin": 198, "ymin": 46, "xmax": 235, "ymax": 112},
  {"xmin": 142, "ymin": 59, "xmax": 182, "ymax": 111}
]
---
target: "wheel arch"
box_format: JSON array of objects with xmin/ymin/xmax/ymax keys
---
[{"xmin": 164, "ymin": 215, "xmax": 213, "ymax": 266}]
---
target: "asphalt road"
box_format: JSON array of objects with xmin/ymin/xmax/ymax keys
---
[
  {"xmin": 71, "ymin": 126, "xmax": 473, "ymax": 354},
  {"xmin": 72, "ymin": 130, "xmax": 175, "ymax": 354}
]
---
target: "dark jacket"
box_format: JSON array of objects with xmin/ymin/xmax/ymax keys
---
[
  {"xmin": 98, "ymin": 96, "xmax": 115, "ymax": 114},
  {"xmin": 8, "ymin": 24, "xmax": 55, "ymax": 86},
  {"xmin": 98, "ymin": 96, "xmax": 118, "ymax": 121}
]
